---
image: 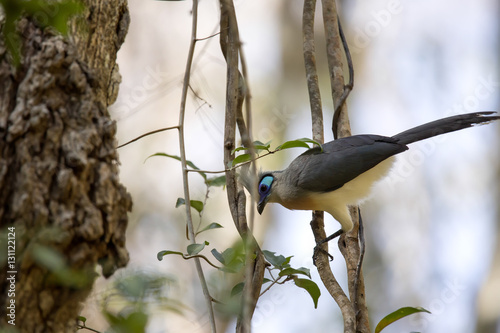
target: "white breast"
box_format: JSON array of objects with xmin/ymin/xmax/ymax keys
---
[{"xmin": 280, "ymin": 156, "xmax": 396, "ymax": 231}]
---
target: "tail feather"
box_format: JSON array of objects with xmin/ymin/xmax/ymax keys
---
[{"xmin": 392, "ymin": 112, "xmax": 499, "ymax": 145}]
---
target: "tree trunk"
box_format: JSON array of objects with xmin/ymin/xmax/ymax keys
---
[{"xmin": 0, "ymin": 1, "xmax": 131, "ymax": 332}]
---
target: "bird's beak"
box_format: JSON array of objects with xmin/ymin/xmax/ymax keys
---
[{"xmin": 257, "ymin": 196, "xmax": 268, "ymax": 215}]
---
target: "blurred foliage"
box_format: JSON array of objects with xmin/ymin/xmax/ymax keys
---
[
  {"xmin": 31, "ymin": 244, "xmax": 94, "ymax": 288},
  {"xmin": 90, "ymin": 270, "xmax": 185, "ymax": 333}
]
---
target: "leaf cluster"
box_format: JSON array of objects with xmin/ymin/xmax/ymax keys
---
[{"xmin": 230, "ymin": 138, "xmax": 322, "ymax": 167}]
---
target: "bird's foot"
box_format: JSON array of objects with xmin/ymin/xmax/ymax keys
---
[
  {"xmin": 312, "ymin": 245, "xmax": 334, "ymax": 266},
  {"xmin": 312, "ymin": 229, "xmax": 344, "ymax": 266}
]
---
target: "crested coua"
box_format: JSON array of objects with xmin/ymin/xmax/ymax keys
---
[{"xmin": 242, "ymin": 112, "xmax": 499, "ymax": 239}]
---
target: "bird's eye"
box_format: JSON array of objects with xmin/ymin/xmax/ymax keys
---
[{"xmin": 258, "ymin": 175, "xmax": 274, "ymax": 195}]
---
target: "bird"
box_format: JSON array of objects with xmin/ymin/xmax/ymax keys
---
[{"xmin": 241, "ymin": 112, "xmax": 499, "ymax": 244}]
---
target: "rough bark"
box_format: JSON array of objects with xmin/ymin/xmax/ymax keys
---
[
  {"xmin": 303, "ymin": 1, "xmax": 357, "ymax": 330},
  {"xmin": 0, "ymin": 1, "xmax": 131, "ymax": 332},
  {"xmin": 302, "ymin": 0, "xmax": 370, "ymax": 331},
  {"xmin": 220, "ymin": 1, "xmax": 266, "ymax": 331}
]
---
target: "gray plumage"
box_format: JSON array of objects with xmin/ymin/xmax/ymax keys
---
[{"xmin": 241, "ymin": 112, "xmax": 499, "ymax": 232}]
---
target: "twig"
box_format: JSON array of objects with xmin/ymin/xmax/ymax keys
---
[
  {"xmin": 303, "ymin": 0, "xmax": 354, "ymax": 329},
  {"xmin": 237, "ymin": 14, "xmax": 267, "ymax": 333},
  {"xmin": 116, "ymin": 126, "xmax": 179, "ymax": 149},
  {"xmin": 179, "ymin": 253, "xmax": 223, "ymax": 270},
  {"xmin": 183, "ymin": 147, "xmax": 286, "ymax": 175},
  {"xmin": 77, "ymin": 323, "xmax": 102, "ymax": 333},
  {"xmin": 259, "ymin": 276, "xmax": 288, "ymax": 296},
  {"xmin": 354, "ymin": 207, "xmax": 365, "ymax": 301},
  {"xmin": 189, "ymin": 84, "xmax": 213, "ymax": 108},
  {"xmin": 303, "ymin": 0, "xmax": 324, "ymax": 140},
  {"xmin": 196, "ymin": 31, "xmax": 221, "ymax": 41},
  {"xmin": 177, "ymin": 0, "xmax": 217, "ymax": 331},
  {"xmin": 332, "ymin": 16, "xmax": 354, "ymax": 140},
  {"xmin": 320, "ymin": 0, "xmax": 369, "ymax": 331}
]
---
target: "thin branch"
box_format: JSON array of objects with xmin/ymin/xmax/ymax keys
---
[
  {"xmin": 189, "ymin": 84, "xmax": 213, "ymax": 108},
  {"xmin": 187, "ymin": 168, "xmax": 227, "ymax": 174},
  {"xmin": 320, "ymin": 0, "xmax": 370, "ymax": 331},
  {"xmin": 219, "ymin": 1, "xmax": 265, "ymax": 332},
  {"xmin": 77, "ymin": 323, "xmax": 102, "ymax": 333},
  {"xmin": 332, "ymin": 16, "xmax": 354, "ymax": 140},
  {"xmin": 116, "ymin": 126, "xmax": 179, "ymax": 149},
  {"xmin": 303, "ymin": 0, "xmax": 324, "ymax": 141},
  {"xmin": 322, "ymin": 0, "xmax": 352, "ymax": 140},
  {"xmin": 177, "ymin": 0, "xmax": 217, "ymax": 331},
  {"xmin": 180, "ymin": 253, "xmax": 223, "ymax": 270},
  {"xmin": 183, "ymin": 148, "xmax": 283, "ymax": 175},
  {"xmin": 354, "ymin": 207, "xmax": 366, "ymax": 301},
  {"xmin": 196, "ymin": 31, "xmax": 221, "ymax": 41},
  {"xmin": 259, "ymin": 276, "xmax": 288, "ymax": 296},
  {"xmin": 237, "ymin": 16, "xmax": 267, "ymax": 333},
  {"xmin": 303, "ymin": 1, "xmax": 354, "ymax": 330}
]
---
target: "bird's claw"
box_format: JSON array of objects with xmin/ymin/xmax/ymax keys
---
[{"xmin": 312, "ymin": 245, "xmax": 334, "ymax": 266}]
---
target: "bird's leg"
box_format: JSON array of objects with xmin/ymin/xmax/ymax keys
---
[
  {"xmin": 355, "ymin": 208, "xmax": 365, "ymax": 295},
  {"xmin": 313, "ymin": 229, "xmax": 344, "ymax": 265}
]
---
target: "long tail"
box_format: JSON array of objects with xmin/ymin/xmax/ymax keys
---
[{"xmin": 392, "ymin": 112, "xmax": 499, "ymax": 145}]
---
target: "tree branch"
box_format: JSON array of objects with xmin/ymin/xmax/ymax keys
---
[
  {"xmin": 320, "ymin": 0, "xmax": 369, "ymax": 331},
  {"xmin": 332, "ymin": 16, "xmax": 354, "ymax": 139},
  {"xmin": 177, "ymin": 1, "xmax": 216, "ymax": 331},
  {"xmin": 302, "ymin": 1, "xmax": 356, "ymax": 331},
  {"xmin": 116, "ymin": 126, "xmax": 179, "ymax": 148},
  {"xmin": 219, "ymin": 1, "xmax": 265, "ymax": 332}
]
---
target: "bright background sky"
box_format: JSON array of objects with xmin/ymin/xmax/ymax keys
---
[{"xmin": 82, "ymin": 0, "xmax": 499, "ymax": 332}]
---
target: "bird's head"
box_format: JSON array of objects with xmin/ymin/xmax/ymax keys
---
[
  {"xmin": 238, "ymin": 168, "xmax": 279, "ymax": 215},
  {"xmin": 257, "ymin": 174, "xmax": 275, "ymax": 214}
]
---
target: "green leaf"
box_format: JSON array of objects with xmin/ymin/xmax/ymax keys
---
[
  {"xmin": 211, "ymin": 247, "xmax": 245, "ymax": 273},
  {"xmin": 263, "ymin": 250, "xmax": 291, "ymax": 268},
  {"xmin": 231, "ymin": 146, "xmax": 248, "ymax": 154},
  {"xmin": 187, "ymin": 241, "xmax": 209, "ymax": 256},
  {"xmin": 30, "ymin": 244, "xmax": 90, "ymax": 288},
  {"xmin": 175, "ymin": 198, "xmax": 204, "ymax": 213},
  {"xmin": 197, "ymin": 222, "xmax": 223, "ymax": 235},
  {"xmin": 31, "ymin": 244, "xmax": 67, "ymax": 271},
  {"xmin": 77, "ymin": 316, "xmax": 87, "ymax": 323},
  {"xmin": 231, "ymin": 153, "xmax": 251, "ymax": 167},
  {"xmin": 279, "ymin": 267, "xmax": 311, "ymax": 279},
  {"xmin": 104, "ymin": 310, "xmax": 148, "ymax": 333},
  {"xmin": 375, "ymin": 307, "xmax": 431, "ymax": 333},
  {"xmin": 206, "ymin": 175, "xmax": 226, "ymax": 187},
  {"xmin": 221, "ymin": 260, "xmax": 244, "ymax": 273},
  {"xmin": 277, "ymin": 140, "xmax": 310, "ymax": 150},
  {"xmin": 231, "ymin": 282, "xmax": 245, "ymax": 296},
  {"xmin": 253, "ymin": 140, "xmax": 271, "ymax": 151},
  {"xmin": 276, "ymin": 138, "xmax": 322, "ymax": 151},
  {"xmin": 231, "ymin": 141, "xmax": 271, "ymax": 155},
  {"xmin": 146, "ymin": 153, "xmax": 207, "ymax": 180},
  {"xmin": 254, "ymin": 144, "xmax": 271, "ymax": 151},
  {"xmin": 175, "ymin": 198, "xmax": 186, "ymax": 208},
  {"xmin": 190, "ymin": 200, "xmax": 204, "ymax": 213},
  {"xmin": 157, "ymin": 250, "xmax": 183, "ymax": 261},
  {"xmin": 294, "ymin": 278, "xmax": 321, "ymax": 308},
  {"xmin": 219, "ymin": 247, "xmax": 236, "ymax": 263},
  {"xmin": 211, "ymin": 248, "xmax": 225, "ymax": 265}
]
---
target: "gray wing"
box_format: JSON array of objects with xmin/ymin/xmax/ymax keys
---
[{"xmin": 285, "ymin": 135, "xmax": 408, "ymax": 192}]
